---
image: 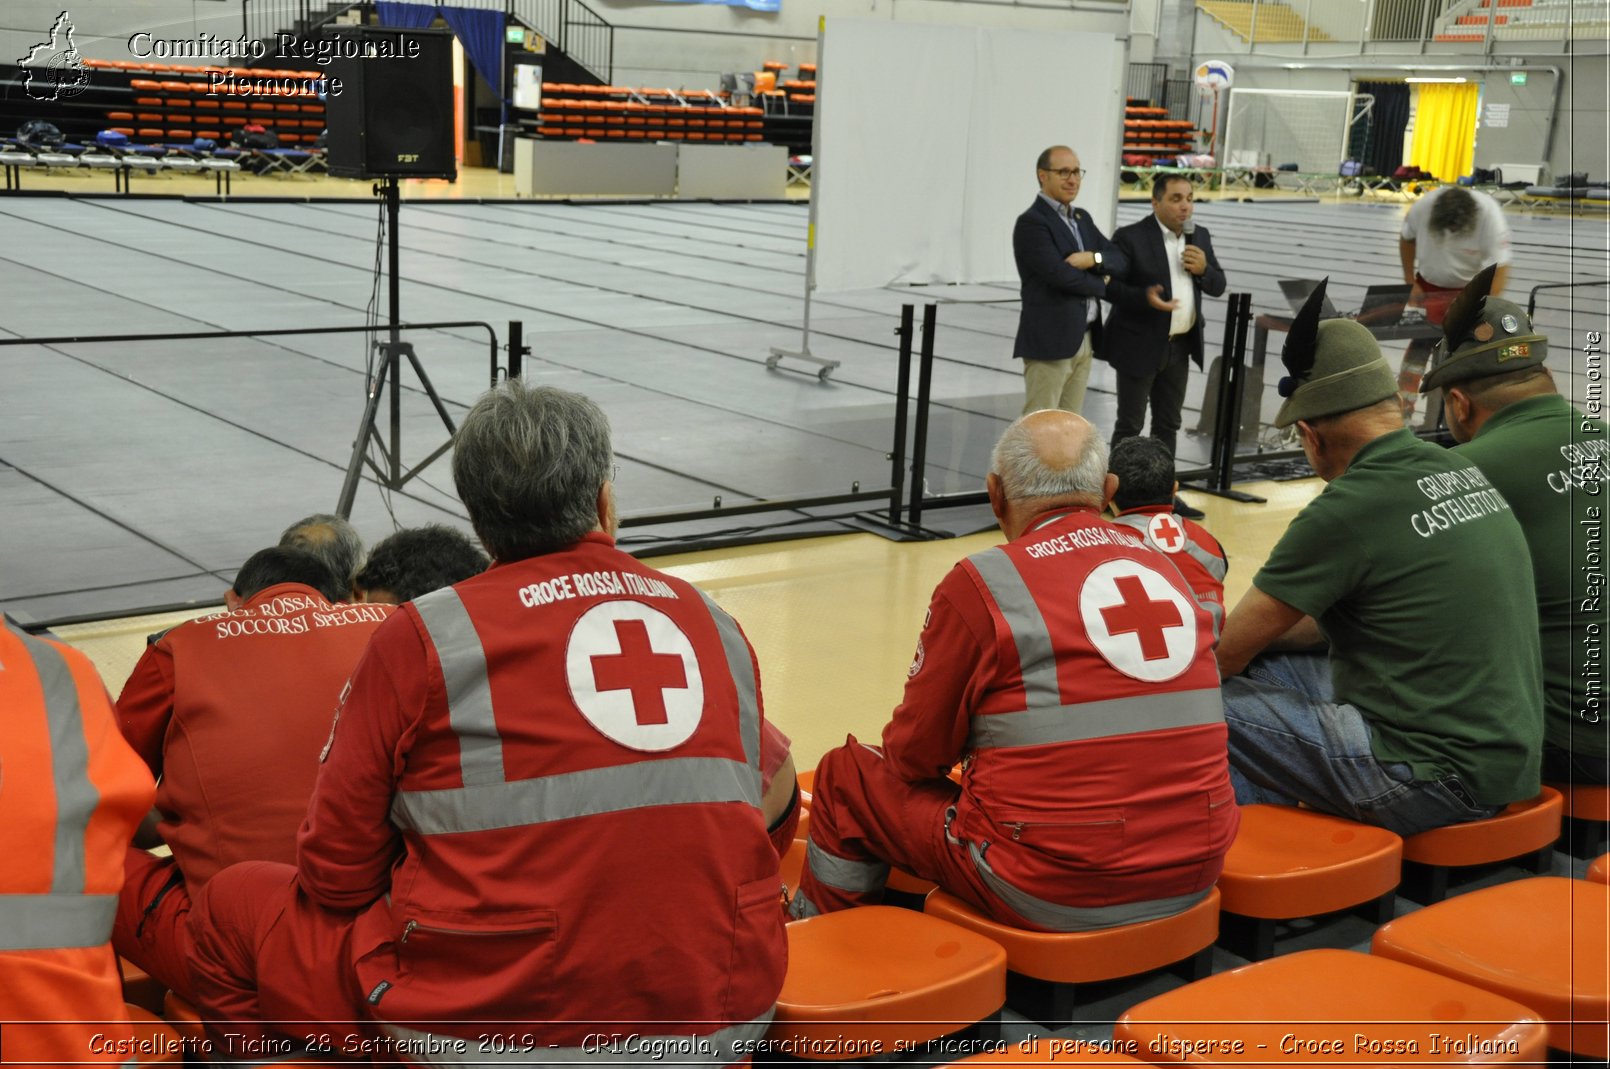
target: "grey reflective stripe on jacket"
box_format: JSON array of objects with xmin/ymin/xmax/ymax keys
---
[
  {"xmin": 379, "ymin": 1011, "xmax": 775, "ymax": 1066},
  {"xmin": 393, "ymin": 586, "xmax": 763, "ymax": 837},
  {"xmin": 969, "ymin": 841, "xmax": 1210, "ymax": 931},
  {"xmin": 968, "ymin": 548, "xmax": 1061, "ymax": 708},
  {"xmin": 0, "ymin": 894, "xmax": 118, "ymax": 950},
  {"xmin": 969, "ymin": 688, "xmax": 1224, "ymax": 750},
  {"xmin": 0, "ymin": 623, "xmax": 114, "ymax": 950}
]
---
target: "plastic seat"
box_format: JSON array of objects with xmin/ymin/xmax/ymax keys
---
[
  {"xmin": 1590, "ymin": 852, "xmax": 1610, "ymax": 884},
  {"xmin": 1215, "ymin": 805, "xmax": 1402, "ymax": 959},
  {"xmin": 1372, "ymin": 876, "xmax": 1608, "ymax": 1058},
  {"xmin": 124, "ymin": 1004, "xmax": 184, "ymax": 1063},
  {"xmin": 925, "ymin": 887, "xmax": 1218, "ymax": 1024},
  {"xmin": 119, "ymin": 957, "xmax": 165, "ymax": 1014},
  {"xmin": 1400, "ymin": 788, "xmax": 1562, "ymax": 902},
  {"xmin": 1548, "ymin": 781, "xmax": 1609, "ymax": 857},
  {"xmin": 1114, "ymin": 948, "xmax": 1547, "ymax": 1063},
  {"xmin": 770, "ymin": 905, "xmax": 1006, "ymax": 1059}
]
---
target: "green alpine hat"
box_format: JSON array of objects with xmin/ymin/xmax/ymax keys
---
[
  {"xmin": 1420, "ymin": 264, "xmax": 1548, "ymax": 392},
  {"xmin": 1274, "ymin": 279, "xmax": 1397, "ymax": 428}
]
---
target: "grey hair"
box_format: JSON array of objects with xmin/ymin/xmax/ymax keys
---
[
  {"xmin": 279, "ymin": 513, "xmax": 365, "ymax": 585},
  {"xmin": 451, "ymin": 380, "xmax": 612, "ymax": 562},
  {"xmin": 990, "ymin": 416, "xmax": 1108, "ymax": 502}
]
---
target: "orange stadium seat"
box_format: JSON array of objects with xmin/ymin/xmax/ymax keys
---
[
  {"xmin": 1114, "ymin": 949, "xmax": 1547, "ymax": 1064},
  {"xmin": 925, "ymin": 887, "xmax": 1218, "ymax": 1025},
  {"xmin": 1374, "ymin": 877, "xmax": 1608, "ymax": 1059},
  {"xmin": 1400, "ymin": 787, "xmax": 1562, "ymax": 902},
  {"xmin": 770, "ymin": 906, "xmax": 1006, "ymax": 1059},
  {"xmin": 1214, "ymin": 805, "xmax": 1401, "ymax": 959}
]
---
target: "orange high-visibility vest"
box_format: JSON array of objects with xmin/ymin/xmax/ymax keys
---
[{"xmin": 0, "ymin": 619, "xmax": 155, "ymax": 1066}]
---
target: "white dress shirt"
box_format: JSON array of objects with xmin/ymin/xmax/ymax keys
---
[{"xmin": 1156, "ymin": 216, "xmax": 1196, "ymax": 338}]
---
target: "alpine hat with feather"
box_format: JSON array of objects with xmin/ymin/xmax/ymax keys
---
[
  {"xmin": 1273, "ymin": 278, "xmax": 1398, "ymax": 428},
  {"xmin": 1419, "ymin": 264, "xmax": 1548, "ymax": 393}
]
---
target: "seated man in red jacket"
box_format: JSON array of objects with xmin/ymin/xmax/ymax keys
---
[
  {"xmin": 169, "ymin": 382, "xmax": 792, "ymax": 1060},
  {"xmin": 792, "ymin": 410, "xmax": 1237, "ymax": 930},
  {"xmin": 1106, "ymin": 435, "xmax": 1228, "ymax": 638},
  {"xmin": 113, "ymin": 546, "xmax": 393, "ymax": 992}
]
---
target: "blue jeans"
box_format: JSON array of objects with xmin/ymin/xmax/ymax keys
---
[{"xmin": 1222, "ymin": 652, "xmax": 1500, "ymax": 837}]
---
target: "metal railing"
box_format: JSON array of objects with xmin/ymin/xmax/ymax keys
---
[
  {"xmin": 243, "ymin": 0, "xmax": 614, "ymax": 84},
  {"xmin": 243, "ymin": 0, "xmax": 362, "ymax": 52},
  {"xmin": 1196, "ymin": 0, "xmax": 1583, "ymax": 53},
  {"xmin": 509, "ymin": 0, "xmax": 613, "ymax": 84},
  {"xmin": 1528, "ymin": 280, "xmax": 1610, "ymax": 319}
]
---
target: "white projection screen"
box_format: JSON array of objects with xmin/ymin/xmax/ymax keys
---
[{"xmin": 812, "ymin": 20, "xmax": 1127, "ymax": 293}]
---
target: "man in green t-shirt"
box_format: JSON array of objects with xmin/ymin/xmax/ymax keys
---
[
  {"xmin": 1216, "ymin": 281, "xmax": 1543, "ymax": 836},
  {"xmin": 1420, "ymin": 267, "xmax": 1608, "ymax": 784}
]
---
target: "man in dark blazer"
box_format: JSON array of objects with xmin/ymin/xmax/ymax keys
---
[
  {"xmin": 1012, "ymin": 145, "xmax": 1127, "ymax": 416},
  {"xmin": 1103, "ymin": 174, "xmax": 1227, "ymax": 464}
]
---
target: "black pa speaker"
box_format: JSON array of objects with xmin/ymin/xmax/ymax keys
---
[{"xmin": 324, "ymin": 26, "xmax": 456, "ymax": 181}]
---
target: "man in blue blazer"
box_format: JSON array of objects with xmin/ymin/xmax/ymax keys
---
[
  {"xmin": 1102, "ymin": 174, "xmax": 1227, "ymax": 464},
  {"xmin": 1011, "ymin": 145, "xmax": 1127, "ymax": 416}
]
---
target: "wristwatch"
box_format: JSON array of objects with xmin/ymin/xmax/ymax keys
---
[{"xmin": 1092, "ymin": 251, "xmax": 1103, "ymax": 268}]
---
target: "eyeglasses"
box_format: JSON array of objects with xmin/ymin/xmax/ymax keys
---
[
  {"xmin": 1043, "ymin": 168, "xmax": 1086, "ymax": 180},
  {"xmin": 610, "ymin": 464, "xmax": 620, "ymax": 482}
]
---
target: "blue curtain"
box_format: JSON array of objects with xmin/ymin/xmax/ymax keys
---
[
  {"xmin": 375, "ymin": 2, "xmax": 440, "ymax": 29},
  {"xmin": 438, "ymin": 6, "xmax": 508, "ymax": 99}
]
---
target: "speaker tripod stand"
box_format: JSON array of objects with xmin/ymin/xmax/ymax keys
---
[{"xmin": 336, "ymin": 177, "xmax": 460, "ymax": 519}]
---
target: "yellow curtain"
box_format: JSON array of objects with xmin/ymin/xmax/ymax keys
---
[{"xmin": 1409, "ymin": 82, "xmax": 1479, "ymax": 182}]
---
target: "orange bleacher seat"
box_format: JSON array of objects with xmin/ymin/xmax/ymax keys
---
[
  {"xmin": 249, "ymin": 102, "xmax": 274, "ymax": 112},
  {"xmin": 196, "ymin": 130, "xmax": 222, "ymax": 140},
  {"xmin": 1590, "ymin": 853, "xmax": 1610, "ymax": 884},
  {"xmin": 925, "ymin": 887, "xmax": 1219, "ymax": 1025},
  {"xmin": 762, "ymin": 61, "xmax": 788, "ymax": 72},
  {"xmin": 109, "ymin": 127, "xmax": 135, "ymax": 136},
  {"xmin": 167, "ymin": 129, "xmax": 192, "ymax": 139},
  {"xmin": 770, "ymin": 906, "xmax": 1006, "ymax": 1059},
  {"xmin": 130, "ymin": 79, "xmax": 162, "ymax": 91},
  {"xmin": 1114, "ymin": 949, "xmax": 1548, "ymax": 1064},
  {"xmin": 1400, "ymin": 787, "xmax": 1562, "ymax": 902},
  {"xmin": 1214, "ymin": 805, "xmax": 1401, "ymax": 960},
  {"xmin": 136, "ymin": 113, "xmax": 163, "ymax": 123},
  {"xmin": 193, "ymin": 98, "xmax": 219, "ymax": 110},
  {"xmin": 1550, "ymin": 781, "xmax": 1609, "ymax": 857},
  {"xmin": 107, "ymin": 111, "xmax": 135, "ymax": 122},
  {"xmin": 119, "ymin": 959, "xmax": 165, "ymax": 1014},
  {"xmin": 134, "ymin": 96, "xmax": 163, "ymax": 107},
  {"xmin": 1373, "ymin": 877, "xmax": 1608, "ymax": 1059},
  {"xmin": 222, "ymin": 100, "xmax": 246, "ymax": 111}
]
